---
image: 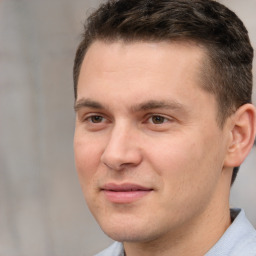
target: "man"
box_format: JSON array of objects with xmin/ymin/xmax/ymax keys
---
[{"xmin": 73, "ymin": 0, "xmax": 256, "ymax": 255}]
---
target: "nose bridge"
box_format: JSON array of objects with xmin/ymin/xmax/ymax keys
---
[{"xmin": 101, "ymin": 120, "xmax": 142, "ymax": 170}]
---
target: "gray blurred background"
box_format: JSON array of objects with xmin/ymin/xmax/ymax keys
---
[{"xmin": 0, "ymin": 0, "xmax": 255, "ymax": 255}]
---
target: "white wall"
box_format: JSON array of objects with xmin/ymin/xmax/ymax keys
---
[{"xmin": 0, "ymin": 0, "xmax": 255, "ymax": 255}]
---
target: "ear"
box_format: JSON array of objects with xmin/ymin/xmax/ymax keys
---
[{"xmin": 224, "ymin": 103, "xmax": 256, "ymax": 168}]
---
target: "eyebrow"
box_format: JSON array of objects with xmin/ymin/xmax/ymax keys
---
[
  {"xmin": 131, "ymin": 100, "xmax": 186, "ymax": 112},
  {"xmin": 74, "ymin": 98, "xmax": 187, "ymax": 113},
  {"xmin": 74, "ymin": 98, "xmax": 105, "ymax": 112}
]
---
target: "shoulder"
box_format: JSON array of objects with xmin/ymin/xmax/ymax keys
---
[
  {"xmin": 94, "ymin": 242, "xmax": 124, "ymax": 256},
  {"xmin": 206, "ymin": 209, "xmax": 256, "ymax": 256},
  {"xmin": 232, "ymin": 229, "xmax": 256, "ymax": 255},
  {"xmin": 229, "ymin": 209, "xmax": 256, "ymax": 255}
]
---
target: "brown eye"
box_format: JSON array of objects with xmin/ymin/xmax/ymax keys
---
[
  {"xmin": 151, "ymin": 115, "xmax": 166, "ymax": 124},
  {"xmin": 90, "ymin": 116, "xmax": 104, "ymax": 123}
]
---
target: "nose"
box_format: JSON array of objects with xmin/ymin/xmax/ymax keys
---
[{"xmin": 100, "ymin": 124, "xmax": 142, "ymax": 171}]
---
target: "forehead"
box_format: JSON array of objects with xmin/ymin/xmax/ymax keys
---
[
  {"xmin": 83, "ymin": 40, "xmax": 206, "ymax": 70},
  {"xmin": 76, "ymin": 40, "xmax": 215, "ymax": 112},
  {"xmin": 79, "ymin": 40, "xmax": 206, "ymax": 88}
]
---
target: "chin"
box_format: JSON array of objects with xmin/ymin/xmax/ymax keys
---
[
  {"xmin": 103, "ymin": 228, "xmax": 151, "ymax": 243},
  {"xmin": 98, "ymin": 216, "xmax": 161, "ymax": 243},
  {"xmin": 99, "ymin": 217, "xmax": 138, "ymax": 240}
]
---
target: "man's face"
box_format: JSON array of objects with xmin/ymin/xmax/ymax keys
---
[{"xmin": 74, "ymin": 41, "xmax": 231, "ymax": 242}]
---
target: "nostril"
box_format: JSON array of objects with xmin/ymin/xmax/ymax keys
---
[{"xmin": 100, "ymin": 131, "xmax": 143, "ymax": 170}]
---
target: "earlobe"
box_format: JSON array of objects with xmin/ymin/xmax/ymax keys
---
[{"xmin": 224, "ymin": 104, "xmax": 256, "ymax": 167}]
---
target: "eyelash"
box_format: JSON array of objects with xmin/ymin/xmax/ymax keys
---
[
  {"xmin": 84, "ymin": 114, "xmax": 107, "ymax": 123},
  {"xmin": 84, "ymin": 113, "xmax": 171, "ymax": 125},
  {"xmin": 146, "ymin": 115, "xmax": 170, "ymax": 124}
]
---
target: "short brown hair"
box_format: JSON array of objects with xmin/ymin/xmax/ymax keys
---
[{"xmin": 73, "ymin": 0, "xmax": 254, "ymax": 184}]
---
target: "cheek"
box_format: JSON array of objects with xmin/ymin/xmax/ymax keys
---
[
  {"xmin": 148, "ymin": 136, "xmax": 199, "ymax": 176},
  {"xmin": 74, "ymin": 138, "xmax": 102, "ymax": 186},
  {"xmin": 148, "ymin": 135, "xmax": 218, "ymax": 199}
]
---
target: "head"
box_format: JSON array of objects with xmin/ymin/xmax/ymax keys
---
[
  {"xmin": 73, "ymin": 0, "xmax": 254, "ymax": 185},
  {"xmin": 73, "ymin": 0, "xmax": 256, "ymax": 249}
]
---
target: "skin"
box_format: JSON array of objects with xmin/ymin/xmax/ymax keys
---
[{"xmin": 74, "ymin": 41, "xmax": 255, "ymax": 255}]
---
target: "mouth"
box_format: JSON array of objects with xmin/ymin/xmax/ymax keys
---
[{"xmin": 101, "ymin": 183, "xmax": 153, "ymax": 203}]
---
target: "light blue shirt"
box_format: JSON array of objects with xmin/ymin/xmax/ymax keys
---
[{"xmin": 95, "ymin": 209, "xmax": 256, "ymax": 256}]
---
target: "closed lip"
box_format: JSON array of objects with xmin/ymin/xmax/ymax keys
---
[
  {"xmin": 101, "ymin": 183, "xmax": 153, "ymax": 203},
  {"xmin": 101, "ymin": 183, "xmax": 153, "ymax": 192}
]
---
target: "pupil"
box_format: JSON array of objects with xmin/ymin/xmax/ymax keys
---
[
  {"xmin": 92, "ymin": 116, "xmax": 102, "ymax": 123},
  {"xmin": 153, "ymin": 116, "xmax": 164, "ymax": 124}
]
